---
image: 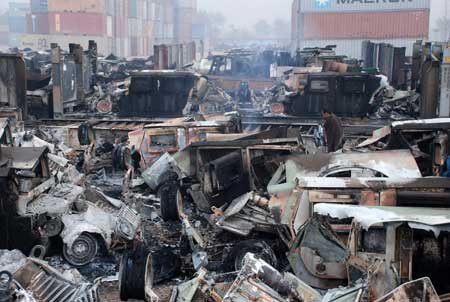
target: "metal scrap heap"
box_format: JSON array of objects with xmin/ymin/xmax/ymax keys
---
[{"xmin": 0, "ymin": 37, "xmax": 449, "ymax": 302}]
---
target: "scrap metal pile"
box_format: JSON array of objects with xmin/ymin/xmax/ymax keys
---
[{"xmin": 0, "ymin": 39, "xmax": 450, "ymax": 302}]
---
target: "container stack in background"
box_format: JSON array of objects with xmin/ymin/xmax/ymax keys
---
[
  {"xmin": 291, "ymin": 0, "xmax": 431, "ymax": 58},
  {"xmin": 8, "ymin": 2, "xmax": 29, "ymax": 47},
  {"xmin": 2, "ymin": 0, "xmax": 198, "ymax": 57},
  {"xmin": 0, "ymin": 10, "xmax": 9, "ymax": 47}
]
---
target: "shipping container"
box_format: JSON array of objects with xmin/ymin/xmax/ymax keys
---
[
  {"xmin": 46, "ymin": 0, "xmax": 105, "ymax": 14},
  {"xmin": 8, "ymin": 2, "xmax": 30, "ymax": 17},
  {"xmin": 30, "ymin": 0, "xmax": 48, "ymax": 13},
  {"xmin": 301, "ymin": 10, "xmax": 429, "ymax": 39},
  {"xmin": 299, "ymin": 38, "xmax": 422, "ymax": 58},
  {"xmin": 8, "ymin": 16, "xmax": 27, "ymax": 33},
  {"xmin": 27, "ymin": 13, "xmax": 50, "ymax": 34},
  {"xmin": 47, "ymin": 12, "xmax": 107, "ymax": 36},
  {"xmin": 128, "ymin": 0, "xmax": 138, "ymax": 18},
  {"xmin": 163, "ymin": 1, "xmax": 174, "ymax": 23},
  {"xmin": 114, "ymin": 16, "xmax": 127, "ymax": 38},
  {"xmin": 175, "ymin": 7, "xmax": 193, "ymax": 42},
  {"xmin": 144, "ymin": 20, "xmax": 156, "ymax": 37},
  {"xmin": 106, "ymin": 0, "xmax": 115, "ymax": 16},
  {"xmin": 128, "ymin": 18, "xmax": 144, "ymax": 38},
  {"xmin": 299, "ymin": 0, "xmax": 430, "ymax": 13}
]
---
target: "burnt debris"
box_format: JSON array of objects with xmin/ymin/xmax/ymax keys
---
[{"xmin": 0, "ymin": 38, "xmax": 449, "ymax": 302}]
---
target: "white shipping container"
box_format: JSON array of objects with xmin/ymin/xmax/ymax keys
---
[
  {"xmin": 299, "ymin": 0, "xmax": 430, "ymax": 13},
  {"xmin": 298, "ymin": 38, "xmax": 423, "ymax": 59}
]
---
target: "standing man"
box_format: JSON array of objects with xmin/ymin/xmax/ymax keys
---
[{"xmin": 322, "ymin": 109, "xmax": 344, "ymax": 153}]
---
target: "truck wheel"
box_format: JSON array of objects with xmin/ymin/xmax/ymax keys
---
[
  {"xmin": 158, "ymin": 181, "xmax": 182, "ymax": 221},
  {"xmin": 63, "ymin": 233, "xmax": 98, "ymax": 266}
]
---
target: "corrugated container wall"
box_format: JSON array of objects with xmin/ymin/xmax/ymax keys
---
[
  {"xmin": 9, "ymin": 16, "xmax": 27, "ymax": 33},
  {"xmin": 299, "ymin": 0, "xmax": 430, "ymax": 12},
  {"xmin": 46, "ymin": 0, "xmax": 106, "ymax": 14},
  {"xmin": 8, "ymin": 2, "xmax": 30, "ymax": 17},
  {"xmin": 292, "ymin": 0, "xmax": 431, "ymax": 59},
  {"xmin": 302, "ymin": 10, "xmax": 429, "ymax": 39},
  {"xmin": 27, "ymin": 14, "xmax": 50, "ymax": 34},
  {"xmin": 23, "ymin": 0, "xmax": 195, "ymax": 57},
  {"xmin": 48, "ymin": 12, "xmax": 106, "ymax": 36},
  {"xmin": 30, "ymin": 0, "xmax": 49, "ymax": 13}
]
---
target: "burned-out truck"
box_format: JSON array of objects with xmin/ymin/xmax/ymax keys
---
[
  {"xmin": 142, "ymin": 128, "xmax": 305, "ymax": 220},
  {"xmin": 0, "ymin": 120, "xmax": 139, "ymax": 266},
  {"xmin": 128, "ymin": 114, "xmax": 242, "ymax": 169}
]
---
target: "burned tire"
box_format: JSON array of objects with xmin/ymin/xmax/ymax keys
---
[
  {"xmin": 63, "ymin": 233, "xmax": 98, "ymax": 266},
  {"xmin": 228, "ymin": 240, "xmax": 278, "ymax": 271},
  {"xmin": 158, "ymin": 181, "xmax": 182, "ymax": 221}
]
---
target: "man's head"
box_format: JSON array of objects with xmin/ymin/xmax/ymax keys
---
[{"xmin": 322, "ymin": 108, "xmax": 332, "ymax": 119}]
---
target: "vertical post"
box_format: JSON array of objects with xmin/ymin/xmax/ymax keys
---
[
  {"xmin": 420, "ymin": 56, "xmax": 440, "ymax": 118},
  {"xmin": 51, "ymin": 43, "xmax": 63, "ymax": 117},
  {"xmin": 178, "ymin": 43, "xmax": 183, "ymax": 70},
  {"xmin": 70, "ymin": 43, "xmax": 85, "ymax": 104},
  {"xmin": 440, "ymin": 46, "xmax": 450, "ymax": 117},
  {"xmin": 385, "ymin": 224, "xmax": 397, "ymax": 274},
  {"xmin": 154, "ymin": 45, "xmax": 160, "ymax": 70},
  {"xmin": 89, "ymin": 40, "xmax": 98, "ymax": 88}
]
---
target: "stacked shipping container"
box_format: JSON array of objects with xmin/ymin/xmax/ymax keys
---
[
  {"xmin": 291, "ymin": 0, "xmax": 431, "ymax": 58},
  {"xmin": 8, "ymin": 2, "xmax": 30, "ymax": 47},
  {"xmin": 0, "ymin": 13, "xmax": 8, "ymax": 47},
  {"xmin": 20, "ymin": 0, "xmax": 196, "ymax": 57}
]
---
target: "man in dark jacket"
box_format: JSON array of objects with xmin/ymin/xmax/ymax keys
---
[{"xmin": 322, "ymin": 109, "xmax": 344, "ymax": 152}]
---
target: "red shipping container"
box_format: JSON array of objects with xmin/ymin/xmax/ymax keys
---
[
  {"xmin": 27, "ymin": 13, "xmax": 50, "ymax": 34},
  {"xmin": 113, "ymin": 16, "xmax": 126, "ymax": 38},
  {"xmin": 47, "ymin": 0, "xmax": 105, "ymax": 15},
  {"xmin": 48, "ymin": 12, "xmax": 106, "ymax": 36},
  {"xmin": 302, "ymin": 10, "xmax": 429, "ymax": 40}
]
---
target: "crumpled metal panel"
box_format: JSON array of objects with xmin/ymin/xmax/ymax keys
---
[
  {"xmin": 288, "ymin": 217, "xmax": 348, "ymax": 289},
  {"xmin": 315, "ymin": 204, "xmax": 450, "ymax": 236},
  {"xmin": 223, "ymin": 253, "xmax": 322, "ymax": 302},
  {"xmin": 374, "ymin": 277, "xmax": 441, "ymax": 302}
]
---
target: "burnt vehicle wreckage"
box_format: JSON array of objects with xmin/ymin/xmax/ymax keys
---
[{"xmin": 0, "ymin": 38, "xmax": 449, "ymax": 302}]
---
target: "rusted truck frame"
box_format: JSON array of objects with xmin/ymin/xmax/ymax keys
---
[{"xmin": 130, "ymin": 115, "xmax": 242, "ymax": 169}]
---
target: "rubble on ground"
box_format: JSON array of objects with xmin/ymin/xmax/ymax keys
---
[{"xmin": 0, "ymin": 40, "xmax": 450, "ymax": 302}]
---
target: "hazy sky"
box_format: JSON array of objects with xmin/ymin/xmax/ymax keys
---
[{"xmin": 197, "ymin": 0, "xmax": 292, "ymax": 28}]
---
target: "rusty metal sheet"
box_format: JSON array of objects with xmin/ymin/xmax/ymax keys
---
[
  {"xmin": 374, "ymin": 277, "xmax": 441, "ymax": 302},
  {"xmin": 291, "ymin": 150, "xmax": 422, "ymax": 178},
  {"xmin": 0, "ymin": 146, "xmax": 48, "ymax": 170},
  {"xmin": 288, "ymin": 217, "xmax": 348, "ymax": 289},
  {"xmin": 357, "ymin": 126, "xmax": 392, "ymax": 148},
  {"xmin": 315, "ymin": 203, "xmax": 450, "ymax": 234},
  {"xmin": 296, "ymin": 177, "xmax": 450, "ymax": 190}
]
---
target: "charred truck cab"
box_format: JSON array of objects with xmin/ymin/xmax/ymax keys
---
[
  {"xmin": 128, "ymin": 114, "xmax": 242, "ymax": 169},
  {"xmin": 142, "ymin": 128, "xmax": 305, "ymax": 221}
]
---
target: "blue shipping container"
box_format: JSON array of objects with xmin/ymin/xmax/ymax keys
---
[{"xmin": 8, "ymin": 16, "xmax": 27, "ymax": 33}]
